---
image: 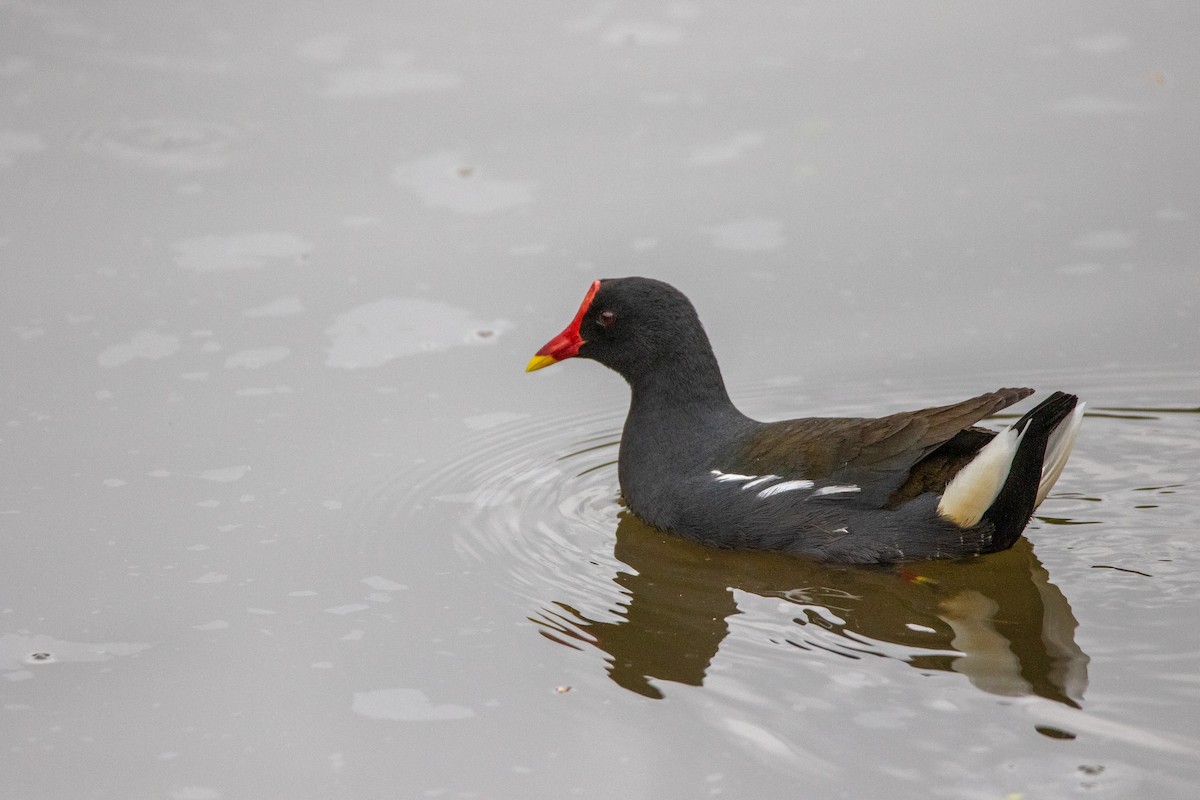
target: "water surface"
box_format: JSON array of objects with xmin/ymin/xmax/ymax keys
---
[{"xmin": 3, "ymin": 2, "xmax": 1199, "ymax": 798}]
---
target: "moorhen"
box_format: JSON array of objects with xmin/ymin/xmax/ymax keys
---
[{"xmin": 527, "ymin": 277, "xmax": 1084, "ymax": 564}]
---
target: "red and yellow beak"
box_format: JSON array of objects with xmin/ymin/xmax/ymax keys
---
[{"xmin": 526, "ymin": 280, "xmax": 600, "ymax": 372}]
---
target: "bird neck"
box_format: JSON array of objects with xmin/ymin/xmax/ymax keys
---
[
  {"xmin": 618, "ymin": 344, "xmax": 750, "ymax": 520},
  {"xmin": 626, "ymin": 343, "xmax": 740, "ymax": 421}
]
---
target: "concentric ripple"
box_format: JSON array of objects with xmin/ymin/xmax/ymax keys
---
[
  {"xmin": 74, "ymin": 118, "xmax": 242, "ymax": 170},
  {"xmin": 384, "ymin": 407, "xmax": 631, "ymax": 614},
  {"xmin": 370, "ymin": 370, "xmax": 1199, "ymax": 703},
  {"xmin": 373, "ymin": 381, "xmax": 1115, "ymax": 704}
]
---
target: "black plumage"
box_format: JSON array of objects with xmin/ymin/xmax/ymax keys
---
[{"xmin": 528, "ymin": 277, "xmax": 1081, "ymax": 564}]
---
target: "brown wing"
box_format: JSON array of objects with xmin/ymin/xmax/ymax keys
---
[{"xmin": 731, "ymin": 387, "xmax": 1034, "ymax": 503}]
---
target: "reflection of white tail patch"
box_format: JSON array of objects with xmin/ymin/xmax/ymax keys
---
[
  {"xmin": 938, "ymin": 427, "xmax": 1023, "ymax": 527},
  {"xmin": 1035, "ymin": 403, "xmax": 1085, "ymax": 507}
]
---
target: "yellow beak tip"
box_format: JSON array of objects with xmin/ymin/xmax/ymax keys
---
[{"xmin": 525, "ymin": 354, "xmax": 558, "ymax": 373}]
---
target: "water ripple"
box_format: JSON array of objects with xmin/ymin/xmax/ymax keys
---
[
  {"xmin": 412, "ymin": 410, "xmax": 627, "ymax": 613},
  {"xmin": 377, "ymin": 370, "xmax": 1195, "ymax": 706},
  {"xmin": 74, "ymin": 118, "xmax": 242, "ymax": 171},
  {"xmin": 383, "ymin": 385, "xmax": 1113, "ymax": 705}
]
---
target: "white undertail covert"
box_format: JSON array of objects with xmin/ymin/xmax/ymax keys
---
[{"xmin": 937, "ymin": 402, "xmax": 1084, "ymax": 528}]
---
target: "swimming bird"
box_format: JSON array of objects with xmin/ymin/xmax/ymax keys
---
[{"xmin": 526, "ymin": 277, "xmax": 1084, "ymax": 564}]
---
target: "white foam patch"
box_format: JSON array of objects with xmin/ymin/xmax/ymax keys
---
[
  {"xmin": 688, "ymin": 131, "xmax": 764, "ymax": 165},
  {"xmin": 721, "ymin": 717, "xmax": 838, "ymax": 778},
  {"xmin": 243, "ymin": 296, "xmax": 305, "ymax": 318},
  {"xmin": 394, "ymin": 152, "xmax": 534, "ymax": 215},
  {"xmin": 352, "ymin": 687, "xmax": 474, "ymax": 721},
  {"xmin": 702, "ymin": 217, "xmax": 785, "ymax": 252},
  {"xmin": 13, "ymin": 324, "xmax": 44, "ymax": 340},
  {"xmin": 0, "ymin": 633, "xmax": 151, "ymax": 672},
  {"xmin": 325, "ymin": 297, "xmax": 511, "ymax": 369},
  {"xmin": 224, "ymin": 347, "xmax": 291, "ymax": 369},
  {"xmin": 323, "ymin": 53, "xmax": 461, "ymax": 97},
  {"xmin": 0, "ymin": 57, "xmax": 33, "ymax": 77},
  {"xmin": 78, "ymin": 118, "xmax": 240, "ymax": 171},
  {"xmin": 169, "ymin": 786, "xmax": 221, "ymax": 800},
  {"xmin": 0, "ymin": 130, "xmax": 46, "ymax": 168},
  {"xmin": 235, "ymin": 386, "xmax": 293, "ymax": 397},
  {"xmin": 341, "ymin": 215, "xmax": 381, "ymax": 228},
  {"xmin": 600, "ymin": 22, "xmax": 683, "ymax": 46},
  {"xmin": 1071, "ymin": 229, "xmax": 1135, "ymax": 250},
  {"xmin": 294, "ymin": 35, "xmax": 350, "ymax": 63},
  {"xmin": 361, "ymin": 576, "xmax": 407, "ymax": 592},
  {"xmin": 98, "ymin": 330, "xmax": 180, "ymax": 367},
  {"xmin": 325, "ymin": 604, "xmax": 371, "ymax": 615},
  {"xmin": 1051, "ymin": 95, "xmax": 1143, "ymax": 115},
  {"xmin": 1156, "ymin": 206, "xmax": 1189, "ymax": 222},
  {"xmin": 193, "ymin": 620, "xmax": 228, "ymax": 631},
  {"xmin": 200, "ymin": 465, "xmax": 250, "ymax": 483},
  {"xmin": 173, "ymin": 232, "xmax": 312, "ymax": 272},
  {"xmin": 1057, "ymin": 262, "xmax": 1103, "ymax": 276},
  {"xmin": 1072, "ymin": 34, "xmax": 1131, "ymax": 55}
]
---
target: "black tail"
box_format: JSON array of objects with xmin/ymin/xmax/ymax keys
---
[{"xmin": 981, "ymin": 391, "xmax": 1079, "ymax": 552}]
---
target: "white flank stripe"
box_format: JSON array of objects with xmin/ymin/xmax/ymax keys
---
[
  {"xmin": 711, "ymin": 470, "xmax": 757, "ymax": 483},
  {"xmin": 741, "ymin": 475, "xmax": 780, "ymax": 490},
  {"xmin": 938, "ymin": 426, "xmax": 1024, "ymax": 527},
  {"xmin": 813, "ymin": 484, "xmax": 861, "ymax": 496},
  {"xmin": 1035, "ymin": 402, "xmax": 1085, "ymax": 507},
  {"xmin": 757, "ymin": 480, "xmax": 815, "ymax": 499}
]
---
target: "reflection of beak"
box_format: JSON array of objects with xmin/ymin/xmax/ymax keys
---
[{"xmin": 525, "ymin": 279, "xmax": 600, "ymax": 373}]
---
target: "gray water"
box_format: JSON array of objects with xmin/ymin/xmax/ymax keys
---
[{"xmin": 3, "ymin": 2, "xmax": 1200, "ymax": 798}]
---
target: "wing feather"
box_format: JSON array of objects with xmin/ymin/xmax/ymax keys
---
[{"xmin": 730, "ymin": 388, "xmax": 1034, "ymax": 503}]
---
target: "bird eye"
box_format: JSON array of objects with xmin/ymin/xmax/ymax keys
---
[{"xmin": 598, "ymin": 310, "xmax": 616, "ymax": 328}]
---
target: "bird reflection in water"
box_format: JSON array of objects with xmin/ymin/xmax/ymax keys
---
[{"xmin": 534, "ymin": 512, "xmax": 1088, "ymax": 705}]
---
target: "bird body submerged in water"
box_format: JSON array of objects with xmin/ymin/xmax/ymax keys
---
[{"xmin": 527, "ymin": 277, "xmax": 1084, "ymax": 564}]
